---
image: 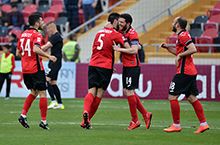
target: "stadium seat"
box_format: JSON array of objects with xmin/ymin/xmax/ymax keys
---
[
  {"xmin": 204, "ymin": 22, "xmax": 218, "ymax": 31},
  {"xmin": 209, "ymin": 15, "xmax": 220, "ymax": 23},
  {"xmin": 2, "ymin": 4, "xmax": 11, "ymax": 13},
  {"xmin": 48, "ymin": 4, "xmax": 63, "ymax": 13},
  {"xmin": 44, "ymin": 11, "xmax": 59, "ymax": 21},
  {"xmin": 37, "ymin": 4, "xmax": 50, "ymax": 13},
  {"xmin": 193, "ymin": 15, "xmax": 209, "ymax": 24},
  {"xmin": 44, "ymin": 17, "xmax": 56, "ymax": 24},
  {"xmin": 206, "ymin": 8, "xmax": 220, "ymax": 17},
  {"xmin": 190, "ymin": 23, "xmax": 202, "ymax": 30},
  {"xmin": 55, "ymin": 16, "xmax": 69, "ymax": 36},
  {"xmin": 189, "ymin": 28, "xmax": 203, "ymax": 43},
  {"xmin": 52, "ymin": 0, "xmax": 63, "ymax": 5},
  {"xmin": 9, "ymin": 29, "xmax": 22, "ymax": 39},
  {"xmin": 0, "ymin": 29, "xmax": 8, "ymax": 37},
  {"xmin": 22, "ymin": 4, "xmax": 37, "ymax": 13},
  {"xmin": 196, "ymin": 36, "xmax": 215, "ymax": 53},
  {"xmin": 201, "ymin": 28, "xmax": 218, "ymax": 38}
]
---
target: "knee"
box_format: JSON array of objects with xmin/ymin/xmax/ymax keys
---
[
  {"xmin": 168, "ymin": 95, "xmax": 178, "ymax": 100},
  {"xmin": 187, "ymin": 95, "xmax": 197, "ymax": 103}
]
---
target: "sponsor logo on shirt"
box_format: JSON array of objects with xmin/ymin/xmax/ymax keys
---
[{"xmin": 37, "ymin": 37, "xmax": 41, "ymax": 42}]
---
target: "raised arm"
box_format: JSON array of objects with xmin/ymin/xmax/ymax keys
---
[{"xmin": 41, "ymin": 41, "xmax": 53, "ymax": 51}]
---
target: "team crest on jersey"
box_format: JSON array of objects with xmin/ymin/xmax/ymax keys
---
[{"xmin": 37, "ymin": 37, "xmax": 41, "ymax": 42}]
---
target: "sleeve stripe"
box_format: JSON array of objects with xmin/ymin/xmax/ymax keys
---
[{"xmin": 185, "ymin": 40, "xmax": 192, "ymax": 46}]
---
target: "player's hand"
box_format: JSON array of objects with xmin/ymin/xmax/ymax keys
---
[
  {"xmin": 175, "ymin": 54, "xmax": 181, "ymax": 67},
  {"xmin": 104, "ymin": 22, "xmax": 112, "ymax": 28},
  {"xmin": 160, "ymin": 43, "xmax": 168, "ymax": 49},
  {"xmin": 113, "ymin": 41, "xmax": 120, "ymax": 51},
  {"xmin": 49, "ymin": 56, "xmax": 57, "ymax": 63},
  {"xmin": 92, "ymin": 2, "xmax": 97, "ymax": 8}
]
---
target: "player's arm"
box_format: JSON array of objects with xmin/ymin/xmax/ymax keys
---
[
  {"xmin": 70, "ymin": 44, "xmax": 80, "ymax": 61},
  {"xmin": 16, "ymin": 49, "xmax": 21, "ymax": 58},
  {"xmin": 175, "ymin": 42, "xmax": 197, "ymax": 67},
  {"xmin": 41, "ymin": 41, "xmax": 53, "ymax": 51},
  {"xmin": 33, "ymin": 45, "xmax": 57, "ymax": 63},
  {"xmin": 113, "ymin": 39, "xmax": 138, "ymax": 54},
  {"xmin": 160, "ymin": 43, "xmax": 177, "ymax": 55}
]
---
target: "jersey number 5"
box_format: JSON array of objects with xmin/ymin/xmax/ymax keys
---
[
  {"xmin": 20, "ymin": 38, "xmax": 31, "ymax": 56},
  {"xmin": 97, "ymin": 34, "xmax": 105, "ymax": 50}
]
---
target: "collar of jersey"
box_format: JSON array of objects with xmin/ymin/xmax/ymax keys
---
[{"xmin": 177, "ymin": 29, "xmax": 186, "ymax": 36}]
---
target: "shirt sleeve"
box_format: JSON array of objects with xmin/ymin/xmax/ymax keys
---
[
  {"xmin": 180, "ymin": 33, "xmax": 193, "ymax": 46},
  {"xmin": 49, "ymin": 34, "xmax": 61, "ymax": 46},
  {"xmin": 129, "ymin": 31, "xmax": 139, "ymax": 46},
  {"xmin": 33, "ymin": 33, "xmax": 43, "ymax": 48},
  {"xmin": 114, "ymin": 33, "xmax": 126, "ymax": 46}
]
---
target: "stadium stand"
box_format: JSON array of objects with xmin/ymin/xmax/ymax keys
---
[{"xmin": 1, "ymin": 4, "xmax": 11, "ymax": 13}]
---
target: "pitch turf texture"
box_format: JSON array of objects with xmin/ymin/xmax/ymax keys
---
[{"xmin": 0, "ymin": 97, "xmax": 219, "ymax": 145}]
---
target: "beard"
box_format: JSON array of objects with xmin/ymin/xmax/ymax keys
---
[
  {"xmin": 38, "ymin": 24, "xmax": 43, "ymax": 30},
  {"xmin": 120, "ymin": 25, "xmax": 127, "ymax": 31},
  {"xmin": 115, "ymin": 24, "xmax": 119, "ymax": 31},
  {"xmin": 172, "ymin": 25, "xmax": 177, "ymax": 32}
]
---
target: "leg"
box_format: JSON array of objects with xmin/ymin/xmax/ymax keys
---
[
  {"xmin": 0, "ymin": 73, "xmax": 5, "ymax": 93},
  {"xmin": 18, "ymin": 89, "xmax": 38, "ymax": 128},
  {"xmin": 39, "ymin": 90, "xmax": 49, "ymax": 129},
  {"xmin": 124, "ymin": 89, "xmax": 141, "ymax": 130},
  {"xmin": 46, "ymin": 77, "xmax": 58, "ymax": 109},
  {"xmin": 188, "ymin": 95, "xmax": 209, "ymax": 133},
  {"xmin": 164, "ymin": 94, "xmax": 182, "ymax": 132},
  {"xmin": 6, "ymin": 73, "xmax": 12, "ymax": 98},
  {"xmin": 82, "ymin": 5, "xmax": 89, "ymax": 31},
  {"xmin": 66, "ymin": 6, "xmax": 74, "ymax": 30},
  {"xmin": 51, "ymin": 80, "xmax": 64, "ymax": 109},
  {"xmin": 89, "ymin": 88, "xmax": 104, "ymax": 120},
  {"xmin": 72, "ymin": 7, "xmax": 79, "ymax": 29}
]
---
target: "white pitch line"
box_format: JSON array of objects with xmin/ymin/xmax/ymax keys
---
[{"xmin": 3, "ymin": 121, "xmax": 220, "ymax": 130}]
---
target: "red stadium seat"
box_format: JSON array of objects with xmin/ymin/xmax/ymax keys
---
[
  {"xmin": 48, "ymin": 4, "xmax": 63, "ymax": 13},
  {"xmin": 209, "ymin": 15, "xmax": 220, "ymax": 23},
  {"xmin": 52, "ymin": 0, "xmax": 63, "ymax": 5},
  {"xmin": 196, "ymin": 36, "xmax": 215, "ymax": 53},
  {"xmin": 22, "ymin": 4, "xmax": 37, "ymax": 13},
  {"xmin": 206, "ymin": 8, "xmax": 220, "ymax": 17},
  {"xmin": 43, "ymin": 11, "xmax": 59, "ymax": 21},
  {"xmin": 44, "ymin": 17, "xmax": 56, "ymax": 24},
  {"xmin": 2, "ymin": 4, "xmax": 11, "ymax": 13},
  {"xmin": 201, "ymin": 28, "xmax": 218, "ymax": 38},
  {"xmin": 204, "ymin": 22, "xmax": 218, "ymax": 30},
  {"xmin": 9, "ymin": 29, "xmax": 22, "ymax": 39}
]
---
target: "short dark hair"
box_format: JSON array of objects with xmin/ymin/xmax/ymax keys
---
[
  {"xmin": 69, "ymin": 33, "xmax": 77, "ymax": 40},
  {"xmin": 108, "ymin": 12, "xmax": 120, "ymax": 24},
  {"xmin": 3, "ymin": 44, "xmax": 11, "ymax": 49},
  {"xmin": 177, "ymin": 17, "xmax": 187, "ymax": 29},
  {"xmin": 28, "ymin": 12, "xmax": 42, "ymax": 26},
  {"xmin": 120, "ymin": 13, "xmax": 133, "ymax": 24}
]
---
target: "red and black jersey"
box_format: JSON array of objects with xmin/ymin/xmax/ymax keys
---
[
  {"xmin": 89, "ymin": 28, "xmax": 126, "ymax": 69},
  {"xmin": 176, "ymin": 30, "xmax": 197, "ymax": 75},
  {"xmin": 119, "ymin": 27, "xmax": 140, "ymax": 67},
  {"xmin": 17, "ymin": 28, "xmax": 44, "ymax": 74}
]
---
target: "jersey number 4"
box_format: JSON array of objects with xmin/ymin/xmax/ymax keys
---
[
  {"xmin": 20, "ymin": 38, "xmax": 31, "ymax": 56},
  {"xmin": 97, "ymin": 34, "xmax": 105, "ymax": 50}
]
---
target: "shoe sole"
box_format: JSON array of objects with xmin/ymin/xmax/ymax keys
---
[
  {"xmin": 18, "ymin": 119, "xmax": 29, "ymax": 128},
  {"xmin": 125, "ymin": 124, "xmax": 141, "ymax": 130},
  {"xmin": 164, "ymin": 129, "xmax": 181, "ymax": 132},
  {"xmin": 195, "ymin": 128, "xmax": 209, "ymax": 133},
  {"xmin": 146, "ymin": 113, "xmax": 153, "ymax": 129},
  {"xmin": 83, "ymin": 112, "xmax": 90, "ymax": 129}
]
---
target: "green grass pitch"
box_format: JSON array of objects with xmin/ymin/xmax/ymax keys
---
[{"xmin": 0, "ymin": 97, "xmax": 219, "ymax": 145}]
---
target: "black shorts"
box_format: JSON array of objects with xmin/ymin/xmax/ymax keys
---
[
  {"xmin": 169, "ymin": 74, "xmax": 199, "ymax": 98},
  {"xmin": 123, "ymin": 66, "xmax": 140, "ymax": 90},
  {"xmin": 88, "ymin": 66, "xmax": 113, "ymax": 90},
  {"xmin": 46, "ymin": 61, "xmax": 61, "ymax": 80},
  {"xmin": 23, "ymin": 70, "xmax": 47, "ymax": 91}
]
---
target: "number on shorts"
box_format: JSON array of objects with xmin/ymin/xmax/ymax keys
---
[
  {"xmin": 169, "ymin": 82, "xmax": 175, "ymax": 92},
  {"xmin": 126, "ymin": 77, "xmax": 132, "ymax": 87}
]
